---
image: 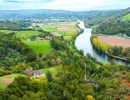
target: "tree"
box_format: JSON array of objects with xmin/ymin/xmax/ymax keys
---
[
  {"xmin": 86, "ymin": 95, "xmax": 94, "ymax": 100},
  {"xmin": 72, "ymin": 32, "xmax": 77, "ymax": 39},
  {"xmin": 46, "ymin": 70, "xmax": 53, "ymax": 82}
]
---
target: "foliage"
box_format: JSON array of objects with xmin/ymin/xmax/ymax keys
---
[{"xmin": 91, "ymin": 36, "xmax": 130, "ymax": 62}]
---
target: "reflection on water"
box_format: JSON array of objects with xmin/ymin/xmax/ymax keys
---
[{"xmin": 75, "ymin": 21, "xmax": 128, "ymax": 65}]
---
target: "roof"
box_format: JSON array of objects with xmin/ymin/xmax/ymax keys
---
[
  {"xmin": 24, "ymin": 68, "xmax": 33, "ymax": 75},
  {"xmin": 33, "ymin": 70, "xmax": 43, "ymax": 75}
]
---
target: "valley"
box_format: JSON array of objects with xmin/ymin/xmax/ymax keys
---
[{"xmin": 0, "ymin": 4, "xmax": 130, "ymax": 100}]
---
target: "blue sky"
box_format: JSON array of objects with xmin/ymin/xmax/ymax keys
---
[{"xmin": 0, "ymin": 0, "xmax": 130, "ymax": 11}]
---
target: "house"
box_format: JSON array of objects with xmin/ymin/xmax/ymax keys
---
[
  {"xmin": 36, "ymin": 37, "xmax": 43, "ymax": 40},
  {"xmin": 36, "ymin": 37, "xmax": 41, "ymax": 40},
  {"xmin": 33, "ymin": 70, "xmax": 45, "ymax": 78},
  {"xmin": 24, "ymin": 68, "xmax": 33, "ymax": 75}
]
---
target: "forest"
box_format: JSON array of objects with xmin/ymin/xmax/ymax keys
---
[
  {"xmin": 0, "ymin": 33, "xmax": 130, "ymax": 100},
  {"xmin": 0, "ymin": 6, "xmax": 130, "ymax": 100}
]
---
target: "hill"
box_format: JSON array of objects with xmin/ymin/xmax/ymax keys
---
[{"xmin": 94, "ymin": 7, "xmax": 130, "ymax": 36}]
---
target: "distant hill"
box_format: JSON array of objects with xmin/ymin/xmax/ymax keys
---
[
  {"xmin": 0, "ymin": 9, "xmax": 120, "ymax": 20},
  {"xmin": 95, "ymin": 7, "xmax": 130, "ymax": 36}
]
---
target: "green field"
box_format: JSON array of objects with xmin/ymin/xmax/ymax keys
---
[
  {"xmin": 40, "ymin": 65, "xmax": 62, "ymax": 75},
  {"xmin": 16, "ymin": 31, "xmax": 42, "ymax": 39},
  {"xmin": 0, "ymin": 74, "xmax": 21, "ymax": 90},
  {"xmin": 0, "ymin": 30, "xmax": 16, "ymax": 34},
  {"xmin": 40, "ymin": 21, "xmax": 80, "ymax": 40},
  {"xmin": 24, "ymin": 40, "xmax": 52, "ymax": 55},
  {"xmin": 41, "ymin": 26, "xmax": 58, "ymax": 32},
  {"xmin": 122, "ymin": 13, "xmax": 130, "ymax": 21}
]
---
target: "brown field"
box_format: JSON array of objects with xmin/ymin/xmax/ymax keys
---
[{"xmin": 98, "ymin": 36, "xmax": 130, "ymax": 48}]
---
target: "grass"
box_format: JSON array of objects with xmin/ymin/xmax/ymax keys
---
[
  {"xmin": 23, "ymin": 40, "xmax": 52, "ymax": 55},
  {"xmin": 122, "ymin": 13, "xmax": 130, "ymax": 21},
  {"xmin": 0, "ymin": 74, "xmax": 21, "ymax": 90},
  {"xmin": 16, "ymin": 31, "xmax": 42, "ymax": 39},
  {"xmin": 0, "ymin": 30, "xmax": 16, "ymax": 34},
  {"xmin": 40, "ymin": 65, "xmax": 62, "ymax": 75},
  {"xmin": 41, "ymin": 26, "xmax": 58, "ymax": 32}
]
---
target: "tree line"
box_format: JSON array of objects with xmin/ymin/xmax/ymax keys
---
[{"xmin": 91, "ymin": 36, "xmax": 130, "ymax": 62}]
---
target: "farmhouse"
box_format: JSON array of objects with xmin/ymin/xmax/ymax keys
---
[
  {"xmin": 36, "ymin": 37, "xmax": 43, "ymax": 40},
  {"xmin": 24, "ymin": 69, "xmax": 45, "ymax": 78},
  {"xmin": 33, "ymin": 70, "xmax": 45, "ymax": 78}
]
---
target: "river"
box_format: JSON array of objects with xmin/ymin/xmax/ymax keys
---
[{"xmin": 75, "ymin": 21, "xmax": 128, "ymax": 64}]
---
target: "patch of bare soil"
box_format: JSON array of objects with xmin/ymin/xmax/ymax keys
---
[{"xmin": 1, "ymin": 78, "xmax": 14, "ymax": 84}]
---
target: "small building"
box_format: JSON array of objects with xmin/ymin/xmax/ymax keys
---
[
  {"xmin": 36, "ymin": 37, "xmax": 41, "ymax": 40},
  {"xmin": 24, "ymin": 68, "xmax": 33, "ymax": 75},
  {"xmin": 33, "ymin": 70, "xmax": 45, "ymax": 78},
  {"xmin": 36, "ymin": 37, "xmax": 44, "ymax": 40}
]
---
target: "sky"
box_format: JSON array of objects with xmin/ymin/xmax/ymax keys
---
[{"xmin": 0, "ymin": 0, "xmax": 130, "ymax": 11}]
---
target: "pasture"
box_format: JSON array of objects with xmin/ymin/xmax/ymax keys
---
[
  {"xmin": 0, "ymin": 30, "xmax": 16, "ymax": 34},
  {"xmin": 16, "ymin": 31, "xmax": 42, "ymax": 39},
  {"xmin": 24, "ymin": 40, "xmax": 52, "ymax": 55},
  {"xmin": 122, "ymin": 13, "xmax": 130, "ymax": 21}
]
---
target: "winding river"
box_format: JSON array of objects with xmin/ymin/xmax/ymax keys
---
[{"xmin": 75, "ymin": 21, "xmax": 128, "ymax": 64}]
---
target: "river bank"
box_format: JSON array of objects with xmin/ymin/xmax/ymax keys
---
[{"xmin": 75, "ymin": 21, "xmax": 128, "ymax": 64}]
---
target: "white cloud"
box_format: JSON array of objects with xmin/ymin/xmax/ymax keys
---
[{"xmin": 0, "ymin": 0, "xmax": 130, "ymax": 10}]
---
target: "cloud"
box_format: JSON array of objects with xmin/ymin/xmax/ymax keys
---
[
  {"xmin": 3, "ymin": 0, "xmax": 54, "ymax": 3},
  {"xmin": 0, "ymin": 0, "xmax": 130, "ymax": 10}
]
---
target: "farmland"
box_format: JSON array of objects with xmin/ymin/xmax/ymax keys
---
[
  {"xmin": 40, "ymin": 21, "xmax": 80, "ymax": 40},
  {"xmin": 16, "ymin": 31, "xmax": 42, "ymax": 39},
  {"xmin": 98, "ymin": 36, "xmax": 130, "ymax": 48},
  {"xmin": 0, "ymin": 30, "xmax": 16, "ymax": 34},
  {"xmin": 23, "ymin": 40, "xmax": 52, "ymax": 55}
]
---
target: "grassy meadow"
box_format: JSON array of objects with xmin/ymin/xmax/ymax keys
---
[
  {"xmin": 24, "ymin": 40, "xmax": 52, "ymax": 55},
  {"xmin": 122, "ymin": 13, "xmax": 130, "ymax": 21},
  {"xmin": 16, "ymin": 31, "xmax": 42, "ymax": 39},
  {"xmin": 0, "ymin": 30, "xmax": 16, "ymax": 34}
]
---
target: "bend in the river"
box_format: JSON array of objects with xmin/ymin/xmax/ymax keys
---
[{"xmin": 75, "ymin": 21, "xmax": 128, "ymax": 65}]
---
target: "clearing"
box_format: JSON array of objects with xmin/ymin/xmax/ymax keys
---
[
  {"xmin": 0, "ymin": 74, "xmax": 21, "ymax": 90},
  {"xmin": 40, "ymin": 65, "xmax": 62, "ymax": 75},
  {"xmin": 24, "ymin": 40, "xmax": 52, "ymax": 55},
  {"xmin": 98, "ymin": 36, "xmax": 130, "ymax": 48},
  {"xmin": 122, "ymin": 13, "xmax": 130, "ymax": 21}
]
